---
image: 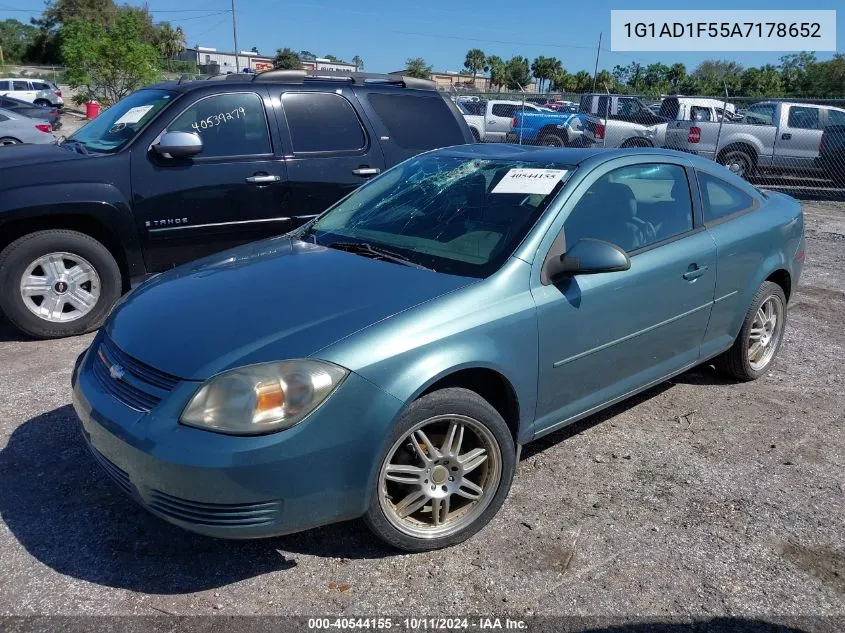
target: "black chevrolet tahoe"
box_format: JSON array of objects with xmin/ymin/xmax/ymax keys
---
[{"xmin": 0, "ymin": 70, "xmax": 474, "ymax": 338}]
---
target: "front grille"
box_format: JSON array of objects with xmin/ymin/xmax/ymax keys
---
[
  {"xmin": 91, "ymin": 336, "xmax": 180, "ymax": 412},
  {"xmin": 147, "ymin": 489, "xmax": 282, "ymax": 527}
]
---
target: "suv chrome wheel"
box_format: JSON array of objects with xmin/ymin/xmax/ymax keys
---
[
  {"xmin": 20, "ymin": 251, "xmax": 101, "ymax": 323},
  {"xmin": 378, "ymin": 414, "xmax": 502, "ymax": 539}
]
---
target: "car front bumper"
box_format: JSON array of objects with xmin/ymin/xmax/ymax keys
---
[{"xmin": 71, "ymin": 340, "xmax": 405, "ymax": 539}]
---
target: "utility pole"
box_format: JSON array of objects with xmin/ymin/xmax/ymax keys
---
[
  {"xmin": 231, "ymin": 0, "xmax": 240, "ymax": 72},
  {"xmin": 592, "ymin": 32, "xmax": 602, "ymax": 92}
]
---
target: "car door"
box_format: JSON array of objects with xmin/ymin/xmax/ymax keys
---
[
  {"xmin": 487, "ymin": 103, "xmax": 519, "ymax": 141},
  {"xmin": 275, "ymin": 87, "xmax": 386, "ymax": 220},
  {"xmin": 130, "ymin": 87, "xmax": 290, "ymax": 272},
  {"xmin": 773, "ymin": 105, "xmax": 824, "ymax": 171},
  {"xmin": 530, "ymin": 159, "xmax": 717, "ymax": 436}
]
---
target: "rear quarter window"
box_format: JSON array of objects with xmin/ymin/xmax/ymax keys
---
[
  {"xmin": 698, "ymin": 171, "xmax": 757, "ymax": 224},
  {"xmin": 282, "ymin": 92, "xmax": 366, "ymax": 153},
  {"xmin": 366, "ymin": 92, "xmax": 466, "ymax": 150}
]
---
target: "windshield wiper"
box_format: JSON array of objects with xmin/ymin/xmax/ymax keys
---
[
  {"xmin": 328, "ymin": 241, "xmax": 432, "ymax": 271},
  {"xmin": 59, "ymin": 138, "xmax": 90, "ymax": 154}
]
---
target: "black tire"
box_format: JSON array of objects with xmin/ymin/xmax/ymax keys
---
[
  {"xmin": 540, "ymin": 131, "xmax": 566, "ymax": 147},
  {"xmin": 715, "ymin": 281, "xmax": 787, "ymax": 382},
  {"xmin": 719, "ymin": 149, "xmax": 755, "ymax": 179},
  {"xmin": 364, "ymin": 387, "xmax": 516, "ymax": 552},
  {"xmin": 0, "ymin": 229, "xmax": 122, "ymax": 339},
  {"xmin": 0, "ymin": 137, "xmax": 21, "ymax": 146}
]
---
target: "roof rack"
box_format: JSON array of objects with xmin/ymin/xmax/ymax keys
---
[{"xmin": 251, "ymin": 69, "xmax": 436, "ymax": 90}]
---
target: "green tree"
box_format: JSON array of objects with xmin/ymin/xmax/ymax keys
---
[
  {"xmin": 572, "ymin": 70, "xmax": 593, "ymax": 93},
  {"xmin": 404, "ymin": 57, "xmax": 432, "ymax": 79},
  {"xmin": 504, "ymin": 55, "xmax": 531, "ymax": 90},
  {"xmin": 549, "ymin": 69, "xmax": 572, "ymax": 92},
  {"xmin": 531, "ymin": 56, "xmax": 562, "ymax": 93},
  {"xmin": 804, "ymin": 54, "xmax": 845, "ymax": 98},
  {"xmin": 0, "ymin": 18, "xmax": 39, "ymax": 62},
  {"xmin": 486, "ymin": 55, "xmax": 505, "ymax": 91},
  {"xmin": 273, "ymin": 47, "xmax": 301, "ymax": 70},
  {"xmin": 463, "ymin": 48, "xmax": 487, "ymax": 85},
  {"xmin": 740, "ymin": 64, "xmax": 783, "ymax": 97},
  {"xmin": 642, "ymin": 62, "xmax": 670, "ymax": 94},
  {"xmin": 324, "ymin": 54, "xmax": 339, "ymax": 61},
  {"xmin": 667, "ymin": 63, "xmax": 686, "ymax": 91},
  {"xmin": 61, "ymin": 10, "xmax": 159, "ymax": 105},
  {"xmin": 595, "ymin": 69, "xmax": 615, "ymax": 92},
  {"xmin": 691, "ymin": 59, "xmax": 743, "ymax": 95},
  {"xmin": 250, "ymin": 46, "xmax": 259, "ymax": 54},
  {"xmin": 779, "ymin": 52, "xmax": 816, "ymax": 96},
  {"xmin": 352, "ymin": 54, "xmax": 363, "ymax": 70},
  {"xmin": 28, "ymin": 0, "xmax": 118, "ymax": 63},
  {"xmin": 155, "ymin": 22, "xmax": 185, "ymax": 61}
]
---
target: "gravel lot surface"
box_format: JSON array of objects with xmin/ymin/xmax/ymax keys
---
[{"xmin": 0, "ymin": 202, "xmax": 842, "ymax": 624}]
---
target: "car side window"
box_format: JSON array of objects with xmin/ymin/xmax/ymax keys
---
[
  {"xmin": 12, "ymin": 81, "xmax": 29, "ymax": 91},
  {"xmin": 564, "ymin": 163, "xmax": 694, "ymax": 253},
  {"xmin": 282, "ymin": 92, "xmax": 366, "ymax": 153},
  {"xmin": 745, "ymin": 103, "xmax": 775, "ymax": 125},
  {"xmin": 365, "ymin": 92, "xmax": 466, "ymax": 150},
  {"xmin": 828, "ymin": 110, "xmax": 845, "ymax": 125},
  {"xmin": 690, "ymin": 106, "xmax": 712, "ymax": 122},
  {"xmin": 32, "ymin": 82, "xmax": 47, "ymax": 90},
  {"xmin": 698, "ymin": 171, "xmax": 756, "ymax": 223},
  {"xmin": 167, "ymin": 92, "xmax": 271, "ymax": 158},
  {"xmin": 0, "ymin": 81, "xmax": 10, "ymax": 91},
  {"xmin": 787, "ymin": 106, "xmax": 820, "ymax": 130},
  {"xmin": 491, "ymin": 104, "xmax": 516, "ymax": 118}
]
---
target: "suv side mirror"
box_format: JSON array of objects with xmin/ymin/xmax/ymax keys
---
[
  {"xmin": 544, "ymin": 238, "xmax": 631, "ymax": 280},
  {"xmin": 153, "ymin": 131, "xmax": 203, "ymax": 158}
]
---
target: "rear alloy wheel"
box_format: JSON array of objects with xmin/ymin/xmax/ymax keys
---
[
  {"xmin": 0, "ymin": 137, "xmax": 21, "ymax": 146},
  {"xmin": 719, "ymin": 150, "xmax": 754, "ymax": 178},
  {"xmin": 365, "ymin": 388, "xmax": 515, "ymax": 551},
  {"xmin": 541, "ymin": 133, "xmax": 565, "ymax": 147},
  {"xmin": 716, "ymin": 281, "xmax": 787, "ymax": 381},
  {"xmin": 0, "ymin": 230, "xmax": 122, "ymax": 339}
]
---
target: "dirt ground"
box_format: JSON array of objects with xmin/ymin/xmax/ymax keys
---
[{"xmin": 0, "ymin": 202, "xmax": 842, "ymax": 625}]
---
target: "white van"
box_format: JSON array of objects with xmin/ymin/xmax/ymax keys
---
[{"xmin": 0, "ymin": 78, "xmax": 64, "ymax": 107}]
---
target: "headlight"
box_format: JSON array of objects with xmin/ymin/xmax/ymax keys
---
[{"xmin": 180, "ymin": 360, "xmax": 348, "ymax": 435}]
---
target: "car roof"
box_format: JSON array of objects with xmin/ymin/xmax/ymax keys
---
[
  {"xmin": 433, "ymin": 144, "xmax": 703, "ymax": 166},
  {"xmin": 144, "ymin": 70, "xmax": 440, "ymax": 95}
]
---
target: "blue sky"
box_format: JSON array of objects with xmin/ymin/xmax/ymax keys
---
[{"xmin": 1, "ymin": 0, "xmax": 842, "ymax": 74}]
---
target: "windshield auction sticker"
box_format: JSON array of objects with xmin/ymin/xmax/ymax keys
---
[
  {"xmin": 610, "ymin": 10, "xmax": 836, "ymax": 51},
  {"xmin": 492, "ymin": 169, "xmax": 568, "ymax": 195},
  {"xmin": 114, "ymin": 105, "xmax": 155, "ymax": 125}
]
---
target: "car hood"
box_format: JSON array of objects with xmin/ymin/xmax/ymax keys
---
[
  {"xmin": 105, "ymin": 237, "xmax": 476, "ymax": 380},
  {"xmin": 0, "ymin": 142, "xmax": 84, "ymax": 170}
]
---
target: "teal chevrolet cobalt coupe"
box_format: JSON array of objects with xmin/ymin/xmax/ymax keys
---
[{"xmin": 72, "ymin": 145, "xmax": 804, "ymax": 551}]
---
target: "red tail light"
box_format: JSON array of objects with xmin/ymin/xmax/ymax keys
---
[
  {"xmin": 595, "ymin": 122, "xmax": 605, "ymax": 140},
  {"xmin": 36, "ymin": 123, "xmax": 52, "ymax": 133},
  {"xmin": 512, "ymin": 116, "xmax": 518, "ymax": 128},
  {"xmin": 55, "ymin": 90, "xmax": 62, "ymax": 97},
  {"xmin": 688, "ymin": 127, "xmax": 701, "ymax": 143}
]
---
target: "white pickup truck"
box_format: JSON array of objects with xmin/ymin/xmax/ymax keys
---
[
  {"xmin": 458, "ymin": 99, "xmax": 548, "ymax": 142},
  {"xmin": 664, "ymin": 100, "xmax": 845, "ymax": 178}
]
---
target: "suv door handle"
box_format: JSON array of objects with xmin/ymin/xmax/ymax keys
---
[
  {"xmin": 245, "ymin": 174, "xmax": 280, "ymax": 183},
  {"xmin": 352, "ymin": 167, "xmax": 380, "ymax": 177},
  {"xmin": 683, "ymin": 265, "xmax": 709, "ymax": 281},
  {"xmin": 781, "ymin": 133, "xmax": 792, "ymax": 140}
]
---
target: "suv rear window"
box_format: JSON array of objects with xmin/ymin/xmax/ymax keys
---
[
  {"xmin": 282, "ymin": 92, "xmax": 366, "ymax": 153},
  {"xmin": 366, "ymin": 92, "xmax": 466, "ymax": 150}
]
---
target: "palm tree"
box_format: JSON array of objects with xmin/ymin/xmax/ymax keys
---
[
  {"xmin": 486, "ymin": 55, "xmax": 505, "ymax": 92},
  {"xmin": 156, "ymin": 22, "xmax": 185, "ymax": 61},
  {"xmin": 573, "ymin": 70, "xmax": 593, "ymax": 93},
  {"xmin": 463, "ymin": 48, "xmax": 486, "ymax": 88}
]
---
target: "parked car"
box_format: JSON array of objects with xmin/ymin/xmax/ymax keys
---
[
  {"xmin": 71, "ymin": 144, "xmax": 804, "ymax": 551},
  {"xmin": 462, "ymin": 100, "xmax": 547, "ymax": 142},
  {"xmin": 663, "ymin": 101, "xmax": 845, "ymax": 178},
  {"xmin": 507, "ymin": 109, "xmax": 589, "ymax": 146},
  {"xmin": 0, "ymin": 70, "xmax": 473, "ymax": 339},
  {"xmin": 579, "ymin": 94, "xmax": 668, "ymax": 148},
  {"xmin": 0, "ymin": 107, "xmax": 56, "ymax": 145},
  {"xmin": 0, "ymin": 94, "xmax": 61, "ymax": 130},
  {"xmin": 0, "ymin": 78, "xmax": 64, "ymax": 107},
  {"xmin": 815, "ymin": 124, "xmax": 845, "ymax": 186}
]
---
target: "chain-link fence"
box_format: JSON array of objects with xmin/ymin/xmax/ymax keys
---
[{"xmin": 448, "ymin": 89, "xmax": 845, "ymax": 197}]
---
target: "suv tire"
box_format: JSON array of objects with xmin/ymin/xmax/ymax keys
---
[{"xmin": 0, "ymin": 230, "xmax": 122, "ymax": 339}]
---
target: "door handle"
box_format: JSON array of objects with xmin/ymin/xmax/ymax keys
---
[
  {"xmin": 683, "ymin": 265, "xmax": 709, "ymax": 281},
  {"xmin": 352, "ymin": 167, "xmax": 380, "ymax": 177},
  {"xmin": 781, "ymin": 133, "xmax": 792, "ymax": 140},
  {"xmin": 245, "ymin": 174, "xmax": 280, "ymax": 183}
]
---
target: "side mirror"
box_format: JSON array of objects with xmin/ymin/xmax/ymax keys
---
[
  {"xmin": 153, "ymin": 131, "xmax": 203, "ymax": 158},
  {"xmin": 544, "ymin": 238, "xmax": 631, "ymax": 280}
]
